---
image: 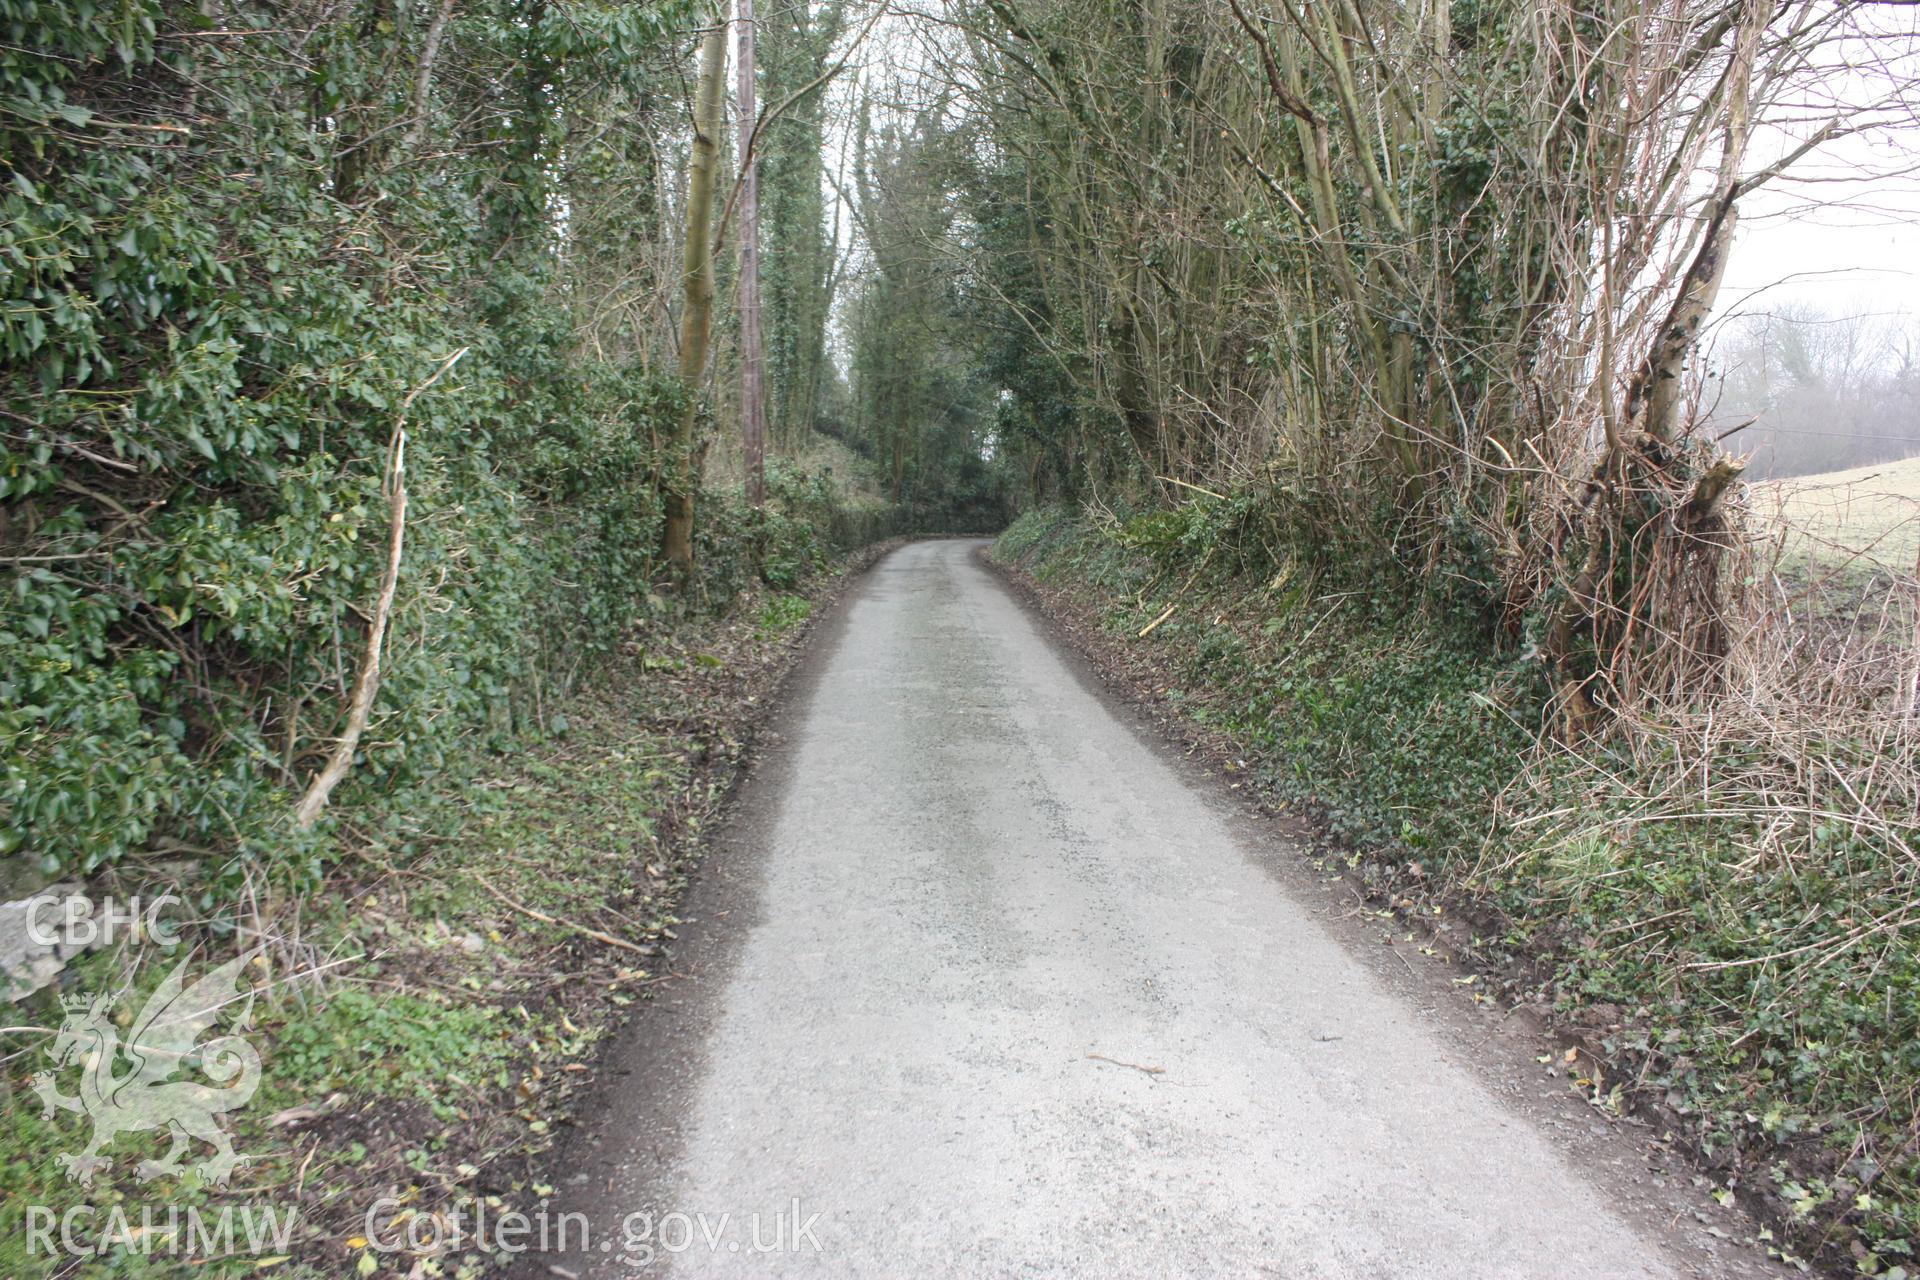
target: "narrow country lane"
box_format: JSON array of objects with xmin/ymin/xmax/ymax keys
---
[
  {"xmin": 24, "ymin": 5, "xmax": 1909, "ymax": 1268},
  {"xmin": 531, "ymin": 540, "xmax": 1759, "ymax": 1279}
]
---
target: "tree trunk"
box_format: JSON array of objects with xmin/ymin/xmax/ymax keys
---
[
  {"xmin": 736, "ymin": 0, "xmax": 767, "ymax": 508},
  {"xmin": 401, "ymin": 0, "xmax": 459, "ymax": 153},
  {"xmin": 662, "ymin": 14, "xmax": 729, "ymax": 579}
]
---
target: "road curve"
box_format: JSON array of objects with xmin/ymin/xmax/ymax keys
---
[{"xmin": 537, "ymin": 539, "xmax": 1721, "ymax": 1278}]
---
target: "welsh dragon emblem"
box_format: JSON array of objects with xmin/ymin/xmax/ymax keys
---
[{"xmin": 31, "ymin": 952, "xmax": 262, "ymax": 1186}]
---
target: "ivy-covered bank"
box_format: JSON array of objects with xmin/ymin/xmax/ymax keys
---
[
  {"xmin": 0, "ymin": 0, "xmax": 910, "ymax": 900},
  {"xmin": 995, "ymin": 506, "xmax": 1920, "ymax": 1276},
  {"xmin": 0, "ymin": 543, "xmax": 892, "ymax": 1278}
]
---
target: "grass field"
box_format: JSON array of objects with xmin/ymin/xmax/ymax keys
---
[{"xmin": 1757, "ymin": 452, "xmax": 1920, "ymax": 574}]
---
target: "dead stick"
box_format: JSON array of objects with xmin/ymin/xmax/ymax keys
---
[
  {"xmin": 471, "ymin": 877, "xmax": 656, "ymax": 958},
  {"xmin": 1138, "ymin": 602, "xmax": 1178, "ymax": 638},
  {"xmin": 1908, "ymin": 541, "xmax": 1919, "ymax": 716},
  {"xmin": 294, "ymin": 348, "xmax": 467, "ymax": 829}
]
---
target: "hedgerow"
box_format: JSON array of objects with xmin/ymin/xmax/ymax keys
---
[{"xmin": 0, "ymin": 0, "xmax": 886, "ymax": 895}]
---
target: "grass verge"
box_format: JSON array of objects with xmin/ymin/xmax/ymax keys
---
[
  {"xmin": 995, "ymin": 505, "xmax": 1918, "ymax": 1278},
  {"xmin": 0, "ymin": 548, "xmax": 889, "ymax": 1279}
]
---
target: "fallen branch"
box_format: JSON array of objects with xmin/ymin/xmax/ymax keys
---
[
  {"xmin": 471, "ymin": 877, "xmax": 656, "ymax": 959},
  {"xmin": 1138, "ymin": 602, "xmax": 1178, "ymax": 638},
  {"xmin": 293, "ymin": 348, "xmax": 467, "ymax": 829},
  {"xmin": 1157, "ymin": 475, "xmax": 1227, "ymax": 501}
]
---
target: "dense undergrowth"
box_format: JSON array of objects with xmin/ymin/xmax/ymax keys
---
[
  {"xmin": 997, "ymin": 505, "xmax": 1920, "ymax": 1275},
  {"xmin": 0, "ymin": 0, "xmax": 921, "ymax": 909},
  {"xmin": 0, "ymin": 542, "xmax": 875, "ymax": 1278}
]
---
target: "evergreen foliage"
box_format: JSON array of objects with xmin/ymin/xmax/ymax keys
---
[{"xmin": 0, "ymin": 0, "xmax": 870, "ymax": 884}]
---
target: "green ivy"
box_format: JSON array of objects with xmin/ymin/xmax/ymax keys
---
[{"xmin": 0, "ymin": 0, "xmax": 872, "ymax": 894}]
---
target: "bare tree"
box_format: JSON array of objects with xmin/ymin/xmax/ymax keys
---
[{"xmin": 663, "ymin": 13, "xmax": 731, "ymax": 579}]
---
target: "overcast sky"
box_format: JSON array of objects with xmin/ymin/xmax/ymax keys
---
[
  {"xmin": 1720, "ymin": 9, "xmax": 1920, "ymax": 326},
  {"xmin": 1723, "ymin": 143, "xmax": 1920, "ymax": 323}
]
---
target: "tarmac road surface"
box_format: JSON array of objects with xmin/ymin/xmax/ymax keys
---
[{"xmin": 530, "ymin": 539, "xmax": 1780, "ymax": 1279}]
